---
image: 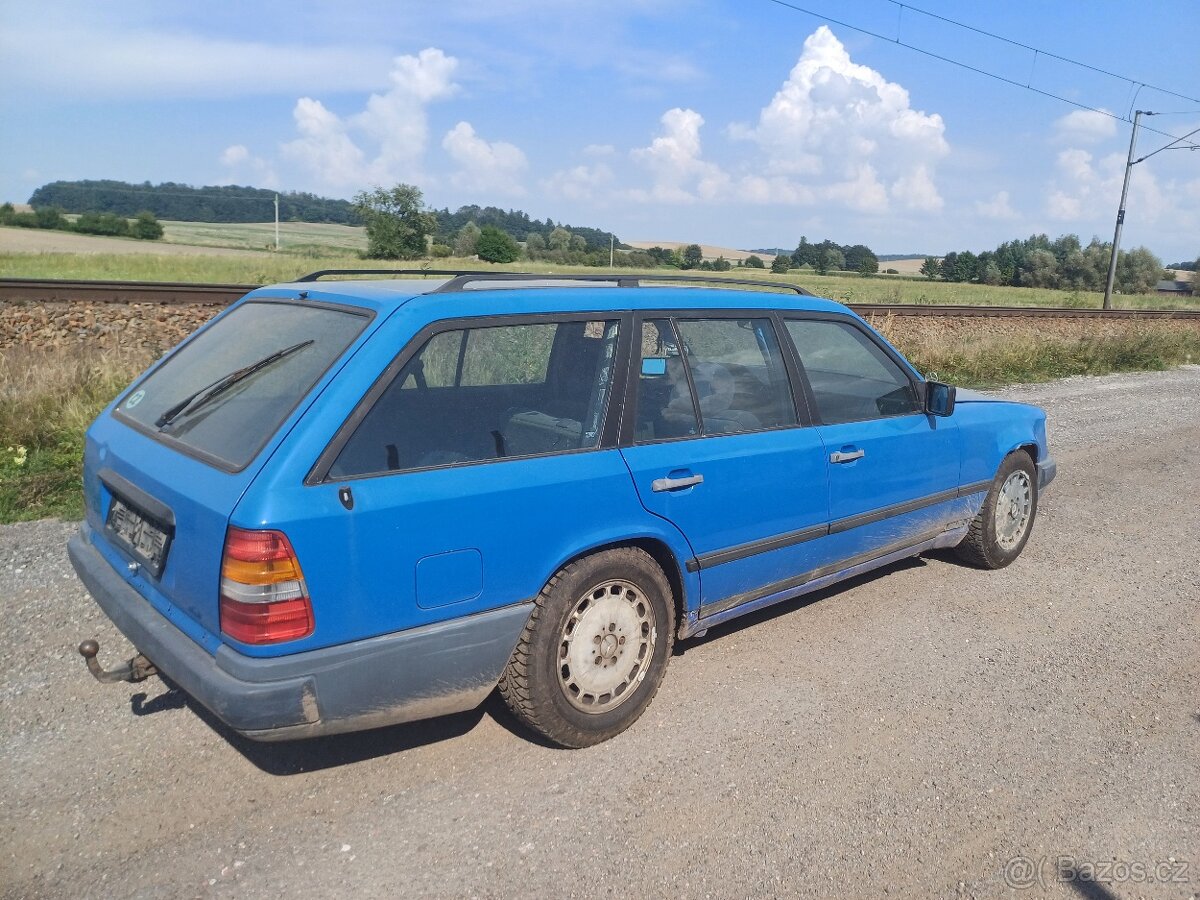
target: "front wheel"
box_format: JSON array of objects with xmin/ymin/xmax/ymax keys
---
[
  {"xmin": 955, "ymin": 452, "xmax": 1039, "ymax": 569},
  {"xmin": 498, "ymin": 547, "xmax": 674, "ymax": 748}
]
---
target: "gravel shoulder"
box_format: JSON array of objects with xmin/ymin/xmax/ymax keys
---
[{"xmin": 2, "ymin": 368, "xmax": 1197, "ymax": 898}]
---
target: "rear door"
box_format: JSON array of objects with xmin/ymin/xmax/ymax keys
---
[
  {"xmin": 782, "ymin": 315, "xmax": 963, "ymax": 563},
  {"xmin": 618, "ymin": 314, "xmax": 834, "ymax": 617}
]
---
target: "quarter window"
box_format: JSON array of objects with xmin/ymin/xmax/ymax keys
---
[
  {"xmin": 330, "ymin": 319, "xmax": 620, "ymax": 477},
  {"xmin": 785, "ymin": 319, "xmax": 919, "ymax": 424}
]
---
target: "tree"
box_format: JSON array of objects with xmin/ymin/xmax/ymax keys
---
[
  {"xmin": 548, "ymin": 227, "xmax": 573, "ymax": 252},
  {"xmin": 712, "ymin": 256, "xmax": 731, "ymax": 271},
  {"xmin": 476, "ymin": 225, "xmax": 521, "ymax": 263},
  {"xmin": 681, "ymin": 244, "xmax": 703, "ymax": 270},
  {"xmin": 771, "ymin": 254, "xmax": 791, "ymax": 274},
  {"xmin": 744, "ymin": 254, "xmax": 765, "ymax": 269},
  {"xmin": 1115, "ymin": 246, "xmax": 1163, "ymax": 294},
  {"xmin": 920, "ymin": 257, "xmax": 941, "ymax": 279},
  {"xmin": 454, "ymin": 221, "xmax": 481, "ymax": 256},
  {"xmin": 131, "ymin": 210, "xmax": 164, "ymax": 240},
  {"xmin": 353, "ymin": 184, "xmax": 435, "ymax": 260}
]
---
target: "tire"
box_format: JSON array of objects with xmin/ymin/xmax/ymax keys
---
[
  {"xmin": 955, "ymin": 451, "xmax": 1039, "ymax": 569},
  {"xmin": 497, "ymin": 547, "xmax": 674, "ymax": 748}
]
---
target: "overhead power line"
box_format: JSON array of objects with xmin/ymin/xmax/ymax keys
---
[
  {"xmin": 884, "ymin": 0, "xmax": 1199, "ymax": 106},
  {"xmin": 762, "ymin": 0, "xmax": 1200, "ymax": 149}
]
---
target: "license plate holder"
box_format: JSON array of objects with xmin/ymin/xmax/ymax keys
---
[{"xmin": 105, "ymin": 495, "xmax": 173, "ymax": 578}]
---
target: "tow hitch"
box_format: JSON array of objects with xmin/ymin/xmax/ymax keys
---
[{"xmin": 78, "ymin": 639, "xmax": 158, "ymax": 683}]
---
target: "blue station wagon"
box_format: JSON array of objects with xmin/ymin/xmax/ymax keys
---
[{"xmin": 71, "ymin": 272, "xmax": 1055, "ymax": 747}]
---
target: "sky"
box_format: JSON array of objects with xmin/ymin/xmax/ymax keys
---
[{"xmin": 1, "ymin": 0, "xmax": 1198, "ymax": 262}]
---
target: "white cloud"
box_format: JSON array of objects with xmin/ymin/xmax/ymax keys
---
[
  {"xmin": 1054, "ymin": 109, "xmax": 1118, "ymax": 144},
  {"xmin": 730, "ymin": 26, "xmax": 948, "ymax": 213},
  {"xmin": 542, "ymin": 163, "xmax": 616, "ymax": 203},
  {"xmin": 220, "ymin": 145, "xmax": 250, "ymax": 167},
  {"xmin": 218, "ymin": 144, "xmax": 278, "ymax": 187},
  {"xmin": 280, "ymin": 48, "xmax": 459, "ymax": 190},
  {"xmin": 0, "ymin": 13, "xmax": 391, "ymax": 99},
  {"xmin": 890, "ymin": 164, "xmax": 943, "ymax": 212},
  {"xmin": 1044, "ymin": 145, "xmax": 1173, "ymax": 226},
  {"xmin": 975, "ymin": 190, "xmax": 1017, "ymax": 219},
  {"xmin": 583, "ymin": 144, "xmax": 616, "ymax": 157},
  {"xmin": 442, "ymin": 122, "xmax": 528, "ymax": 195},
  {"xmin": 629, "ymin": 108, "xmax": 729, "ymax": 203}
]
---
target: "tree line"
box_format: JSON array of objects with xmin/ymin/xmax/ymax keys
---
[
  {"xmin": 28, "ymin": 180, "xmax": 359, "ymax": 225},
  {"xmin": 917, "ymin": 234, "xmax": 1170, "ymax": 294},
  {"xmin": 0, "ymin": 203, "xmax": 163, "ymax": 240}
]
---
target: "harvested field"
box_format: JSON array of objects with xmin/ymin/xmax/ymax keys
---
[{"xmin": 0, "ymin": 227, "xmax": 270, "ymax": 257}]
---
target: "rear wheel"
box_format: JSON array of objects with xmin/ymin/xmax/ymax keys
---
[
  {"xmin": 498, "ymin": 548, "xmax": 674, "ymax": 748},
  {"xmin": 955, "ymin": 451, "xmax": 1038, "ymax": 569}
]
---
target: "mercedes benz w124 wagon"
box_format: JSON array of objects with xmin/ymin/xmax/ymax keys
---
[{"xmin": 71, "ymin": 271, "xmax": 1055, "ymax": 747}]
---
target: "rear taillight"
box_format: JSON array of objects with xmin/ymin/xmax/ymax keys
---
[{"xmin": 220, "ymin": 527, "xmax": 314, "ymax": 644}]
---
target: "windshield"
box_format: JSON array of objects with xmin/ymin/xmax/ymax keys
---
[{"xmin": 115, "ymin": 301, "xmax": 370, "ymax": 470}]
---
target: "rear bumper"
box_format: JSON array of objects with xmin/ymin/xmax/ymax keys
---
[
  {"xmin": 1037, "ymin": 456, "xmax": 1057, "ymax": 492},
  {"xmin": 68, "ymin": 529, "xmax": 532, "ymax": 740}
]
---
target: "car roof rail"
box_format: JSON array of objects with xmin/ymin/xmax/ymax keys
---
[{"xmin": 295, "ymin": 268, "xmax": 816, "ymax": 296}]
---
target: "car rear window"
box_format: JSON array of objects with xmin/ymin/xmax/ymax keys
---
[{"xmin": 115, "ymin": 301, "xmax": 370, "ymax": 470}]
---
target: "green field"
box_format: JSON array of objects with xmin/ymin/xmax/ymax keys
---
[
  {"xmin": 1, "ymin": 220, "xmax": 1195, "ymax": 310},
  {"xmin": 161, "ymin": 220, "xmax": 368, "ymax": 255}
]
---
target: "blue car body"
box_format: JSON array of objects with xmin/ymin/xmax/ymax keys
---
[{"xmin": 70, "ymin": 276, "xmax": 1054, "ymax": 740}]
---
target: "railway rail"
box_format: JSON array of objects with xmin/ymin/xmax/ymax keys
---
[{"xmin": 1, "ymin": 276, "xmax": 1197, "ymax": 319}]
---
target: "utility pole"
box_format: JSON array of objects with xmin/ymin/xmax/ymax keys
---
[
  {"xmin": 1102, "ymin": 110, "xmax": 1150, "ymax": 310},
  {"xmin": 274, "ymin": 194, "xmax": 281, "ymax": 251},
  {"xmin": 609, "ymin": 234, "xmax": 615, "ymax": 270}
]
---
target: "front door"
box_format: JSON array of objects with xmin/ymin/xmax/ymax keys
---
[{"xmin": 783, "ymin": 317, "xmax": 963, "ymax": 563}]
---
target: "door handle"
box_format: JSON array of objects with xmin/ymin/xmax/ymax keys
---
[
  {"xmin": 651, "ymin": 473, "xmax": 704, "ymax": 492},
  {"xmin": 830, "ymin": 449, "xmax": 865, "ymax": 464}
]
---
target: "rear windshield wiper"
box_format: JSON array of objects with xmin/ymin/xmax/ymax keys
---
[{"xmin": 155, "ymin": 340, "xmax": 314, "ymax": 429}]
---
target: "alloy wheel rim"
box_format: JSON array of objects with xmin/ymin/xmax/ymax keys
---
[
  {"xmin": 994, "ymin": 470, "xmax": 1033, "ymax": 550},
  {"xmin": 558, "ymin": 579, "xmax": 656, "ymax": 713}
]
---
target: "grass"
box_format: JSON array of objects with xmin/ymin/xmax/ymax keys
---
[
  {"xmin": 2, "ymin": 324, "xmax": 1197, "ymax": 523},
  {"xmin": 1, "ymin": 236, "xmax": 1196, "ymax": 310},
  {"xmin": 884, "ymin": 322, "xmax": 1200, "ymax": 387},
  {"xmin": 0, "ymin": 348, "xmax": 151, "ymax": 522}
]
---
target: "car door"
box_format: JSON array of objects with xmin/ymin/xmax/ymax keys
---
[
  {"xmin": 783, "ymin": 315, "xmax": 964, "ymax": 565},
  {"xmin": 619, "ymin": 314, "xmax": 835, "ymax": 618}
]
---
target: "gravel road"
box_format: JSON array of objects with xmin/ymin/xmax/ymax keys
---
[{"xmin": 2, "ymin": 368, "xmax": 1198, "ymax": 899}]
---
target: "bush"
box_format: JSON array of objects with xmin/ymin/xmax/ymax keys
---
[
  {"xmin": 35, "ymin": 207, "xmax": 68, "ymax": 229},
  {"xmin": 744, "ymin": 255, "xmax": 765, "ymax": 269},
  {"xmin": 74, "ymin": 211, "xmax": 131, "ymax": 237},
  {"xmin": 430, "ymin": 243, "xmax": 452, "ymax": 258},
  {"xmin": 130, "ymin": 210, "xmax": 164, "ymax": 240},
  {"xmin": 476, "ymin": 225, "xmax": 521, "ymax": 263}
]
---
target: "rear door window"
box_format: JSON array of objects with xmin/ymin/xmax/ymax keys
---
[
  {"xmin": 115, "ymin": 301, "xmax": 370, "ymax": 470},
  {"xmin": 329, "ymin": 318, "xmax": 620, "ymax": 477}
]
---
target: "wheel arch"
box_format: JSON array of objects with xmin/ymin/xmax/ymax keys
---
[{"xmin": 546, "ymin": 535, "xmax": 693, "ymax": 638}]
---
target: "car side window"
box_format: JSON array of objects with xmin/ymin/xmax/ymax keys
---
[
  {"xmin": 675, "ymin": 318, "xmax": 797, "ymax": 435},
  {"xmin": 329, "ymin": 319, "xmax": 620, "ymax": 477},
  {"xmin": 635, "ymin": 319, "xmax": 698, "ymax": 441},
  {"xmin": 785, "ymin": 319, "xmax": 919, "ymax": 424}
]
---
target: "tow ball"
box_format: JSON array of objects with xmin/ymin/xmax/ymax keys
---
[{"xmin": 78, "ymin": 639, "xmax": 158, "ymax": 684}]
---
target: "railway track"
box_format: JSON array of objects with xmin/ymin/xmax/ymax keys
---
[{"xmin": 1, "ymin": 276, "xmax": 1197, "ymax": 319}]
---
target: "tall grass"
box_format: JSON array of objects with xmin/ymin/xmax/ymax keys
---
[
  {"xmin": 0, "ymin": 348, "xmax": 149, "ymax": 521},
  {"xmin": 887, "ymin": 323, "xmax": 1200, "ymax": 387}
]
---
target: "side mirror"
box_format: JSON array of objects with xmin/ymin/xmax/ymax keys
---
[{"xmin": 924, "ymin": 381, "xmax": 956, "ymax": 417}]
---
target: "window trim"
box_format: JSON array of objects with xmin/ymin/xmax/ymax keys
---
[
  {"xmin": 780, "ymin": 311, "xmax": 926, "ymax": 427},
  {"xmin": 112, "ymin": 298, "xmax": 376, "ymax": 475},
  {"xmin": 307, "ymin": 311, "xmax": 633, "ymax": 486},
  {"xmin": 621, "ymin": 309, "xmax": 813, "ymax": 447}
]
